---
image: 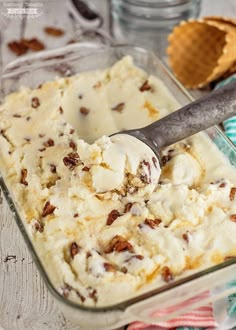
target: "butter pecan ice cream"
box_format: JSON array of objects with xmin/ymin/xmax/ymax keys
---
[{"xmin": 0, "ymin": 56, "xmax": 236, "ymax": 307}]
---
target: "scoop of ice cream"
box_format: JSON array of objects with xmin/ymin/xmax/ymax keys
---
[{"xmin": 90, "ymin": 134, "xmax": 160, "ymax": 195}]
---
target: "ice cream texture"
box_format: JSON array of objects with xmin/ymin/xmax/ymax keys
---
[{"xmin": 0, "ymin": 56, "xmax": 236, "ymax": 307}]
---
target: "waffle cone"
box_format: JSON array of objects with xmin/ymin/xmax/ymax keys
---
[{"xmin": 167, "ymin": 17, "xmax": 236, "ymax": 89}]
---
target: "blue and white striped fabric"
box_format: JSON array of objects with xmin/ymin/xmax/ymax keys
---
[{"xmin": 216, "ymin": 74, "xmax": 236, "ymax": 145}]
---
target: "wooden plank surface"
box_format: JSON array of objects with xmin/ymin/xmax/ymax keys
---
[{"xmin": 0, "ymin": 1, "xmax": 236, "ymax": 330}]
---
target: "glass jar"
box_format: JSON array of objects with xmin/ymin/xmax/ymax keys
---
[{"xmin": 111, "ymin": 0, "xmax": 202, "ymax": 57}]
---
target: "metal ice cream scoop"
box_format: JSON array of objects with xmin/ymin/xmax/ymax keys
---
[{"xmin": 115, "ymin": 80, "xmax": 236, "ymax": 162}]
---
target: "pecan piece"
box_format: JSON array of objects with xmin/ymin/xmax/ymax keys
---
[
  {"xmin": 63, "ymin": 152, "xmax": 80, "ymax": 171},
  {"xmin": 69, "ymin": 140, "xmax": 77, "ymax": 150},
  {"xmin": 124, "ymin": 202, "xmax": 133, "ymax": 213},
  {"xmin": 224, "ymin": 256, "xmax": 236, "ymax": 261},
  {"xmin": 34, "ymin": 221, "xmax": 44, "ymax": 233},
  {"xmin": 44, "ymin": 26, "xmax": 64, "ymax": 37},
  {"xmin": 43, "ymin": 138, "xmax": 54, "ymax": 147},
  {"xmin": 20, "ymin": 169, "xmax": 28, "ymax": 186},
  {"xmin": 182, "ymin": 231, "xmax": 190, "ymax": 243},
  {"xmin": 139, "ymin": 80, "xmax": 152, "ymax": 92},
  {"xmin": 161, "ymin": 154, "xmax": 171, "ymax": 166},
  {"xmin": 104, "ymin": 235, "xmax": 134, "ymax": 253},
  {"xmin": 106, "ymin": 210, "xmax": 120, "ymax": 225},
  {"xmin": 75, "ymin": 289, "xmax": 86, "ymax": 303},
  {"xmin": 8, "ymin": 40, "xmax": 27, "ymax": 56},
  {"xmin": 80, "ymin": 107, "xmax": 90, "ymax": 116},
  {"xmin": 161, "ymin": 266, "xmax": 174, "ymax": 282},
  {"xmin": 59, "ymin": 106, "xmax": 64, "ymax": 114},
  {"xmin": 230, "ymin": 187, "xmax": 236, "ymax": 201},
  {"xmin": 219, "ymin": 182, "xmax": 226, "ymax": 188},
  {"xmin": 61, "ymin": 283, "xmax": 72, "ymax": 298},
  {"xmin": 31, "ymin": 97, "xmax": 40, "ymax": 108},
  {"xmin": 50, "ymin": 164, "xmax": 57, "ymax": 173},
  {"xmin": 42, "ymin": 201, "xmax": 56, "ymax": 217},
  {"xmin": 104, "ymin": 262, "xmax": 116, "ymax": 272},
  {"xmin": 21, "ymin": 38, "xmax": 45, "ymax": 51},
  {"xmin": 82, "ymin": 166, "xmax": 90, "ymax": 172},
  {"xmin": 13, "ymin": 114, "xmax": 21, "ymax": 118},
  {"xmin": 144, "ymin": 218, "xmax": 161, "ymax": 229},
  {"xmin": 70, "ymin": 242, "xmax": 80, "ymax": 259},
  {"xmin": 230, "ymin": 214, "xmax": 236, "ymax": 222},
  {"xmin": 126, "ymin": 254, "xmax": 144, "ymax": 262},
  {"xmin": 112, "ymin": 102, "xmax": 125, "ymax": 113},
  {"xmin": 87, "ymin": 287, "xmax": 98, "ymax": 303}
]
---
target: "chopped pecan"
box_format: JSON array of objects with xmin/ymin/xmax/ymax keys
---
[
  {"xmin": 161, "ymin": 266, "xmax": 174, "ymax": 282},
  {"xmin": 161, "ymin": 154, "xmax": 171, "ymax": 166},
  {"xmin": 219, "ymin": 182, "xmax": 226, "ymax": 188},
  {"xmin": 61, "ymin": 283, "xmax": 72, "ymax": 298},
  {"xmin": 75, "ymin": 289, "xmax": 86, "ymax": 303},
  {"xmin": 73, "ymin": 213, "xmax": 79, "ymax": 218},
  {"xmin": 144, "ymin": 218, "xmax": 161, "ymax": 229},
  {"xmin": 82, "ymin": 166, "xmax": 90, "ymax": 172},
  {"xmin": 13, "ymin": 114, "xmax": 21, "ymax": 118},
  {"xmin": 86, "ymin": 251, "xmax": 92, "ymax": 258},
  {"xmin": 80, "ymin": 107, "xmax": 90, "ymax": 116},
  {"xmin": 20, "ymin": 169, "xmax": 28, "ymax": 186},
  {"xmin": 87, "ymin": 287, "xmax": 98, "ymax": 303},
  {"xmin": 124, "ymin": 202, "xmax": 133, "ymax": 213},
  {"xmin": 42, "ymin": 201, "xmax": 56, "ymax": 217},
  {"xmin": 63, "ymin": 152, "xmax": 80, "ymax": 171},
  {"xmin": 104, "ymin": 235, "xmax": 134, "ymax": 253},
  {"xmin": 59, "ymin": 106, "xmax": 64, "ymax": 114},
  {"xmin": 121, "ymin": 266, "xmax": 128, "ymax": 273},
  {"xmin": 69, "ymin": 140, "xmax": 77, "ymax": 150},
  {"xmin": 182, "ymin": 231, "xmax": 190, "ymax": 243},
  {"xmin": 26, "ymin": 116, "xmax": 31, "ymax": 121},
  {"xmin": 106, "ymin": 210, "xmax": 120, "ymax": 226},
  {"xmin": 43, "ymin": 138, "xmax": 54, "ymax": 148},
  {"xmin": 78, "ymin": 94, "xmax": 83, "ymax": 99},
  {"xmin": 139, "ymin": 80, "xmax": 152, "ymax": 92},
  {"xmin": 230, "ymin": 187, "xmax": 236, "ymax": 201},
  {"xmin": 104, "ymin": 262, "xmax": 116, "ymax": 272},
  {"xmin": 111, "ymin": 102, "xmax": 125, "ymax": 113},
  {"xmin": 70, "ymin": 128, "xmax": 75, "ymax": 134},
  {"xmin": 126, "ymin": 254, "xmax": 144, "ymax": 262},
  {"xmin": 44, "ymin": 26, "xmax": 64, "ymax": 37},
  {"xmin": 39, "ymin": 133, "xmax": 45, "ymax": 138},
  {"xmin": 8, "ymin": 40, "xmax": 27, "ymax": 56},
  {"xmin": 230, "ymin": 214, "xmax": 236, "ymax": 222},
  {"xmin": 21, "ymin": 38, "xmax": 45, "ymax": 51},
  {"xmin": 31, "ymin": 97, "xmax": 40, "ymax": 108},
  {"xmin": 70, "ymin": 242, "xmax": 80, "ymax": 259},
  {"xmin": 50, "ymin": 164, "xmax": 57, "ymax": 173},
  {"xmin": 224, "ymin": 256, "xmax": 236, "ymax": 261},
  {"xmin": 34, "ymin": 220, "xmax": 44, "ymax": 233},
  {"xmin": 39, "ymin": 147, "xmax": 46, "ymax": 152}
]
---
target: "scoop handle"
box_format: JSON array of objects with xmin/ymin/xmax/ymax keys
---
[{"xmin": 136, "ymin": 80, "xmax": 236, "ymax": 151}]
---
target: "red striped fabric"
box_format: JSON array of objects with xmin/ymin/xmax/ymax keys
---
[{"xmin": 128, "ymin": 291, "xmax": 218, "ymax": 330}]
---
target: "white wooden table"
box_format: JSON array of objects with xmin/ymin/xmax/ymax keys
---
[{"xmin": 0, "ymin": 1, "xmax": 236, "ymax": 330}]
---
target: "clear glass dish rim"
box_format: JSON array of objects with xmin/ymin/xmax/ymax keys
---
[{"xmin": 0, "ymin": 42, "xmax": 236, "ymax": 313}]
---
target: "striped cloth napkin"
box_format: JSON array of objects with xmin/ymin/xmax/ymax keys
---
[
  {"xmin": 128, "ymin": 75, "xmax": 236, "ymax": 330},
  {"xmin": 218, "ymin": 74, "xmax": 236, "ymax": 145}
]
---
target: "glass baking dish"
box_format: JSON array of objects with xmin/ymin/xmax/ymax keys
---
[{"xmin": 0, "ymin": 43, "xmax": 236, "ymax": 330}]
